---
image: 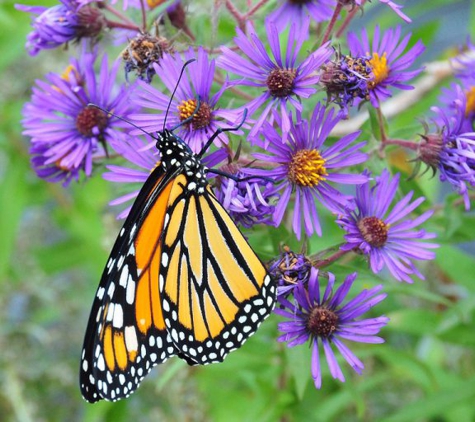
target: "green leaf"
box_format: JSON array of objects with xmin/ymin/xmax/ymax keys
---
[
  {"xmin": 284, "ymin": 343, "xmax": 311, "ymax": 400},
  {"xmin": 386, "ymin": 308, "xmax": 441, "ymax": 335},
  {"xmin": 380, "ymin": 377, "xmax": 475, "ymax": 422},
  {"xmin": 0, "ymin": 150, "xmax": 29, "ymax": 279},
  {"xmin": 436, "ymin": 245, "xmax": 475, "ymax": 290},
  {"xmin": 368, "ymin": 107, "xmax": 387, "ymax": 142}
]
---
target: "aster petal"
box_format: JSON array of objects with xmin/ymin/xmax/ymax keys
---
[
  {"xmin": 333, "ymin": 337, "xmax": 364, "ymax": 375},
  {"xmin": 322, "ymin": 338, "xmax": 345, "ymax": 382},
  {"xmin": 329, "ymin": 273, "xmax": 357, "ymax": 309},
  {"xmin": 273, "ymin": 184, "xmax": 292, "ymax": 226},
  {"xmin": 311, "ymin": 339, "xmax": 322, "ymax": 389}
]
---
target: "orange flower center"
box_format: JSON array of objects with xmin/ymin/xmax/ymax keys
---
[
  {"xmin": 368, "ymin": 52, "xmax": 389, "ymax": 88},
  {"xmin": 177, "ymin": 99, "xmax": 212, "ymax": 130},
  {"xmin": 465, "ymin": 86, "xmax": 475, "ymax": 117}
]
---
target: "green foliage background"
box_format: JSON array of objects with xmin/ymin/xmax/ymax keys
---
[{"xmin": 2, "ymin": 0, "xmax": 475, "ymax": 421}]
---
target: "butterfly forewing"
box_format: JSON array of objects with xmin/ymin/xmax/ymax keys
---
[{"xmin": 80, "ymin": 167, "xmax": 180, "ymax": 403}]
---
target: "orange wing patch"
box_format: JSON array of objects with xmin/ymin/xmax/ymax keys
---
[
  {"xmin": 159, "ymin": 183, "xmax": 275, "ymax": 365},
  {"xmin": 134, "ymin": 176, "xmax": 174, "ymax": 333}
]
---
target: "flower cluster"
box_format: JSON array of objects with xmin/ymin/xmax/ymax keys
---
[
  {"xmin": 18, "ymin": 0, "xmax": 460, "ymax": 396},
  {"xmin": 337, "ymin": 170, "xmax": 438, "ymax": 283},
  {"xmin": 16, "ymin": 0, "xmax": 105, "ymax": 56},
  {"xmin": 276, "ymin": 269, "xmax": 389, "ymax": 389},
  {"xmin": 22, "ymin": 50, "xmax": 134, "ymax": 185}
]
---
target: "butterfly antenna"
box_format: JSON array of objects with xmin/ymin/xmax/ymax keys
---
[
  {"xmin": 163, "ymin": 58, "xmax": 196, "ymax": 131},
  {"xmin": 87, "ymin": 103, "xmax": 153, "ymax": 138},
  {"xmin": 198, "ymin": 109, "xmax": 248, "ymax": 158}
]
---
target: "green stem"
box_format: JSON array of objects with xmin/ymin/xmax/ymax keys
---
[
  {"xmin": 375, "ymin": 106, "xmax": 388, "ymax": 142},
  {"xmin": 384, "ymin": 139, "xmax": 419, "ymax": 151},
  {"xmin": 245, "ymin": 0, "xmax": 271, "ymax": 19},
  {"xmin": 105, "ymin": 19, "xmax": 141, "ymax": 31},
  {"xmin": 139, "ymin": 0, "xmax": 147, "ymax": 32},
  {"xmin": 313, "ymin": 248, "xmax": 351, "ymax": 269},
  {"xmin": 102, "ymin": 3, "xmax": 141, "ymax": 30},
  {"xmin": 225, "ymin": 0, "xmax": 245, "ymax": 32},
  {"xmin": 321, "ymin": 2, "xmax": 343, "ymax": 44},
  {"xmin": 336, "ymin": 0, "xmax": 366, "ymax": 38}
]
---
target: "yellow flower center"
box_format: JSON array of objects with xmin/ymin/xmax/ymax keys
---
[
  {"xmin": 177, "ymin": 99, "xmax": 212, "ymax": 130},
  {"xmin": 288, "ymin": 149, "xmax": 327, "ymax": 187},
  {"xmin": 466, "ymin": 86, "xmax": 475, "ymax": 117},
  {"xmin": 368, "ymin": 52, "xmax": 389, "ymax": 88},
  {"xmin": 178, "ymin": 99, "xmax": 197, "ymax": 121}
]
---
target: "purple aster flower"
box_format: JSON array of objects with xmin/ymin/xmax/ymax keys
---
[
  {"xmin": 268, "ymin": 248, "xmax": 312, "ymax": 297},
  {"xmin": 435, "ymin": 81, "xmax": 475, "ymax": 134},
  {"xmin": 276, "ymin": 269, "xmax": 389, "ymax": 389},
  {"xmin": 246, "ymin": 104, "xmax": 368, "ymax": 240},
  {"xmin": 22, "ymin": 49, "xmax": 135, "ymax": 186},
  {"xmin": 349, "ymin": 0, "xmax": 411, "ymax": 22},
  {"xmin": 268, "ymin": 0, "xmax": 335, "ymax": 32},
  {"xmin": 130, "ymin": 47, "xmax": 243, "ymax": 153},
  {"xmin": 30, "ymin": 142, "xmax": 83, "ymax": 185},
  {"xmin": 337, "ymin": 170, "xmax": 438, "ymax": 283},
  {"xmin": 424, "ymin": 85, "xmax": 475, "ymax": 210},
  {"xmin": 348, "ymin": 25, "xmax": 425, "ymax": 107},
  {"xmin": 213, "ymin": 167, "xmax": 278, "ymax": 228},
  {"xmin": 15, "ymin": 0, "xmax": 105, "ymax": 56},
  {"xmin": 320, "ymin": 50, "xmax": 374, "ymax": 111},
  {"xmin": 104, "ymin": 134, "xmax": 227, "ymax": 219},
  {"xmin": 217, "ymin": 18, "xmax": 332, "ymax": 137}
]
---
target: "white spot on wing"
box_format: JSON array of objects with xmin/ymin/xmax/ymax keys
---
[
  {"xmin": 129, "ymin": 224, "xmax": 137, "ymax": 239},
  {"xmin": 107, "ymin": 282, "xmax": 116, "ymax": 298},
  {"xmin": 97, "ymin": 287, "xmax": 105, "ymax": 300},
  {"xmin": 97, "ymin": 354, "xmax": 105, "ymax": 371},
  {"xmin": 125, "ymin": 326, "xmax": 138, "ymax": 352},
  {"xmin": 113, "ymin": 304, "xmax": 123, "ymax": 328},
  {"xmin": 106, "ymin": 303, "xmax": 115, "ymax": 321},
  {"xmin": 126, "ymin": 276, "xmax": 135, "ymax": 304},
  {"xmin": 119, "ymin": 266, "xmax": 129, "ymax": 288}
]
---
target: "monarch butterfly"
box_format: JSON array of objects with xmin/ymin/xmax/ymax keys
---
[{"xmin": 79, "ymin": 96, "xmax": 276, "ymax": 402}]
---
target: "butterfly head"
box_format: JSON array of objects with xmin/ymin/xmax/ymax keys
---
[{"xmin": 155, "ymin": 129, "xmax": 208, "ymax": 193}]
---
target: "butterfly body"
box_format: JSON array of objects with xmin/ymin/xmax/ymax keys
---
[{"xmin": 80, "ymin": 128, "xmax": 276, "ymax": 403}]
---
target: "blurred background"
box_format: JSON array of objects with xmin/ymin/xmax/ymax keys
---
[{"xmin": 2, "ymin": 0, "xmax": 475, "ymax": 421}]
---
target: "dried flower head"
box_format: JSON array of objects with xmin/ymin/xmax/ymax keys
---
[{"xmin": 122, "ymin": 33, "xmax": 171, "ymax": 83}]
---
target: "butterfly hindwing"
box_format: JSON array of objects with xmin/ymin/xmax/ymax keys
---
[
  {"xmin": 160, "ymin": 181, "xmax": 276, "ymax": 365},
  {"xmin": 80, "ymin": 166, "xmax": 180, "ymax": 402}
]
